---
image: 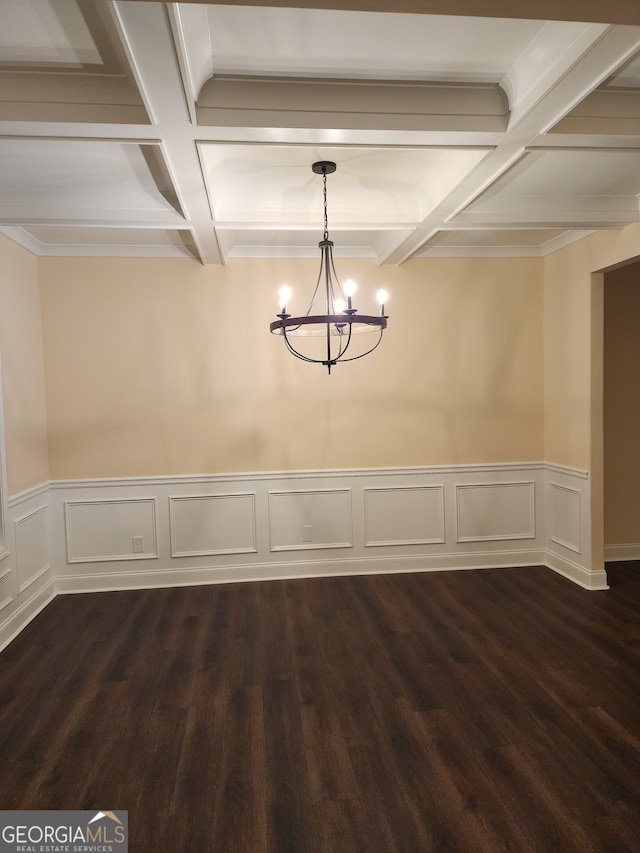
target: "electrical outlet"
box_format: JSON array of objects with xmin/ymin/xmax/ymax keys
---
[
  {"xmin": 132, "ymin": 536, "xmax": 144, "ymax": 553},
  {"xmin": 302, "ymin": 525, "xmax": 313, "ymax": 543}
]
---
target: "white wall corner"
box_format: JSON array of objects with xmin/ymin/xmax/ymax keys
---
[
  {"xmin": 0, "ymin": 580, "xmax": 56, "ymax": 653},
  {"xmin": 544, "ymin": 551, "xmax": 609, "ymax": 590},
  {"xmin": 542, "ymin": 463, "xmax": 607, "ymax": 589}
]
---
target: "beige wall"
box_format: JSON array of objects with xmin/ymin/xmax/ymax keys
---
[
  {"xmin": 0, "ymin": 234, "xmax": 50, "ymax": 494},
  {"xmin": 603, "ymin": 261, "xmax": 640, "ymax": 545},
  {"xmin": 39, "ymin": 255, "xmax": 543, "ymax": 479}
]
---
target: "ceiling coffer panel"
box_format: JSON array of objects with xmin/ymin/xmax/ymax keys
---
[
  {"xmin": 198, "ymin": 144, "xmax": 489, "ymax": 225},
  {"xmin": 550, "ymin": 88, "xmax": 640, "ymax": 135},
  {"xmin": 455, "ymin": 149, "xmax": 640, "ymax": 228},
  {"xmin": 0, "ymin": 139, "xmax": 185, "ymax": 224},
  {"xmin": 10, "ymin": 225, "xmax": 198, "ymax": 259},
  {"xmin": 0, "ymin": 0, "xmax": 149, "ymax": 124}
]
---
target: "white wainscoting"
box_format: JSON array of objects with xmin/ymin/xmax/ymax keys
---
[
  {"xmin": 0, "ymin": 461, "xmax": 606, "ymax": 649},
  {"xmin": 364, "ymin": 485, "xmax": 445, "ymax": 547},
  {"xmin": 14, "ymin": 504, "xmax": 51, "ymax": 594},
  {"xmin": 269, "ymin": 488, "xmax": 353, "ymax": 551},
  {"xmin": 64, "ymin": 497, "xmax": 158, "ymax": 563},
  {"xmin": 0, "ymin": 484, "xmax": 55, "ymax": 651},
  {"xmin": 50, "ymin": 463, "xmax": 555, "ymax": 594},
  {"xmin": 456, "ymin": 481, "xmax": 535, "ymax": 543},
  {"xmin": 544, "ymin": 464, "xmax": 608, "ymax": 590},
  {"xmin": 0, "ymin": 565, "xmax": 13, "ymax": 615},
  {"xmin": 169, "ymin": 493, "xmax": 257, "ymax": 557}
]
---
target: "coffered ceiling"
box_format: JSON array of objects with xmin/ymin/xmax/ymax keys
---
[{"xmin": 1, "ymin": 0, "xmax": 640, "ymax": 264}]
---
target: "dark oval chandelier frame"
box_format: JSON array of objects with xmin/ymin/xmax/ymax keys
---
[{"xmin": 270, "ymin": 161, "xmax": 388, "ymax": 374}]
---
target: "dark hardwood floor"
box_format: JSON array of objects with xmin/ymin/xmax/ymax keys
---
[{"xmin": 0, "ymin": 563, "xmax": 639, "ymax": 852}]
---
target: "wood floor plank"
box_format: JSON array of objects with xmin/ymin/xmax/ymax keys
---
[{"xmin": 0, "ymin": 563, "xmax": 639, "ymax": 851}]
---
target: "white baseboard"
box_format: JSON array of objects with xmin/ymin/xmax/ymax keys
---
[
  {"xmin": 545, "ymin": 552, "xmax": 609, "ymax": 590},
  {"xmin": 55, "ymin": 548, "xmax": 547, "ymax": 595},
  {"xmin": 604, "ymin": 543, "xmax": 640, "ymax": 562},
  {"xmin": 0, "ymin": 581, "xmax": 56, "ymax": 652}
]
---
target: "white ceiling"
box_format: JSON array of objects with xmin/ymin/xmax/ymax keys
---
[{"xmin": 1, "ymin": 0, "xmax": 640, "ymax": 263}]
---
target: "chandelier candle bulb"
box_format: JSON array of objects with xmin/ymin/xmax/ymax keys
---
[
  {"xmin": 377, "ymin": 289, "xmax": 388, "ymax": 315},
  {"xmin": 344, "ymin": 279, "xmax": 356, "ymax": 310},
  {"xmin": 279, "ymin": 285, "xmax": 291, "ymax": 314}
]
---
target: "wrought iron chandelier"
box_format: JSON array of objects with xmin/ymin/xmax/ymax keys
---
[{"xmin": 270, "ymin": 161, "xmax": 388, "ymax": 374}]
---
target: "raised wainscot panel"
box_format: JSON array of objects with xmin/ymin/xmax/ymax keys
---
[
  {"xmin": 364, "ymin": 485, "xmax": 445, "ymax": 547},
  {"xmin": 169, "ymin": 493, "xmax": 257, "ymax": 557},
  {"xmin": 65, "ymin": 498, "xmax": 158, "ymax": 563},
  {"xmin": 14, "ymin": 505, "xmax": 51, "ymax": 594},
  {"xmin": 0, "ymin": 566, "xmax": 13, "ymax": 613},
  {"xmin": 456, "ymin": 481, "xmax": 535, "ymax": 543},
  {"xmin": 269, "ymin": 488, "xmax": 352, "ymax": 551},
  {"xmin": 549, "ymin": 482, "xmax": 581, "ymax": 554}
]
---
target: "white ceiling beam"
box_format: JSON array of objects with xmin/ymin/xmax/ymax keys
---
[
  {"xmin": 450, "ymin": 211, "xmax": 639, "ymax": 228},
  {"xmin": 0, "ymin": 121, "xmax": 502, "ymax": 148},
  {"xmin": 527, "ymin": 136, "xmax": 640, "ymax": 150},
  {"xmin": 501, "ymin": 23, "xmax": 609, "ymax": 129},
  {"xmin": 0, "ymin": 216, "xmax": 188, "ymax": 228},
  {"xmin": 111, "ymin": 0, "xmax": 221, "ymax": 264},
  {"xmin": 121, "ymin": 0, "xmax": 640, "ymax": 27},
  {"xmin": 0, "ymin": 122, "xmax": 162, "ymax": 141},
  {"xmin": 195, "ymin": 127, "xmax": 505, "ymax": 147}
]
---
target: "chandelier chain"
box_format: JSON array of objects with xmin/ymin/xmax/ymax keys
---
[{"xmin": 322, "ymin": 168, "xmax": 329, "ymax": 241}]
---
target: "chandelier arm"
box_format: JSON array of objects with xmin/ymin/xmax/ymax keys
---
[
  {"xmin": 280, "ymin": 312, "xmax": 354, "ymax": 365},
  {"xmin": 328, "ymin": 244, "xmax": 346, "ymax": 303},
  {"xmin": 324, "ymin": 242, "xmax": 331, "ymax": 315},
  {"xmin": 330, "ymin": 318, "xmax": 354, "ymax": 361},
  {"xmin": 301, "ymin": 244, "xmax": 326, "ymax": 317},
  {"xmin": 278, "ymin": 320, "xmax": 383, "ymax": 371},
  {"xmin": 328, "ymin": 327, "xmax": 385, "ymax": 364},
  {"xmin": 326, "ymin": 317, "xmax": 331, "ymax": 367},
  {"xmin": 324, "ymin": 318, "xmax": 353, "ymax": 373},
  {"xmin": 325, "ymin": 320, "xmax": 351, "ymax": 366},
  {"xmin": 282, "ymin": 329, "xmax": 345, "ymax": 369},
  {"xmin": 281, "ymin": 328, "xmax": 325, "ymax": 363}
]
